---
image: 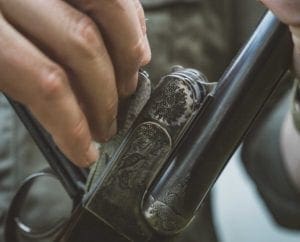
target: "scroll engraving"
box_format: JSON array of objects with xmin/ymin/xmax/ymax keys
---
[
  {"xmin": 148, "ymin": 79, "xmax": 191, "ymax": 126},
  {"xmin": 84, "ymin": 67, "xmax": 210, "ymax": 241},
  {"xmin": 87, "ymin": 122, "xmax": 172, "ymax": 241},
  {"xmin": 143, "ymin": 174, "xmax": 191, "ymax": 234}
]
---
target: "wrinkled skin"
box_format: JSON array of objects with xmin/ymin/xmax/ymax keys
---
[
  {"xmin": 0, "ymin": 0, "xmax": 299, "ymax": 170},
  {"xmin": 0, "ymin": 0, "xmax": 151, "ymax": 167}
]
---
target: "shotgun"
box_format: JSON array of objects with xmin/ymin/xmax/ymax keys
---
[{"xmin": 4, "ymin": 11, "xmax": 293, "ymax": 242}]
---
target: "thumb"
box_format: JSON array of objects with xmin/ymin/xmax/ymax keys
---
[{"xmin": 260, "ymin": 0, "xmax": 300, "ymax": 26}]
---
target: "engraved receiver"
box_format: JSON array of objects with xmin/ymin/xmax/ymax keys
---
[{"xmin": 58, "ymin": 66, "xmax": 214, "ymax": 242}]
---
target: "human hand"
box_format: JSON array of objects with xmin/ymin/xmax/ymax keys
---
[
  {"xmin": 261, "ymin": 0, "xmax": 300, "ymax": 189},
  {"xmin": 261, "ymin": 0, "xmax": 300, "ymax": 76},
  {"xmin": 0, "ymin": 0, "xmax": 151, "ymax": 167}
]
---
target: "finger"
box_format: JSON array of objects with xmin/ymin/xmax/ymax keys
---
[
  {"xmin": 0, "ymin": 13, "xmax": 98, "ymax": 167},
  {"xmin": 260, "ymin": 0, "xmax": 300, "ymax": 76},
  {"xmin": 68, "ymin": 0, "xmax": 151, "ymax": 96},
  {"xmin": 0, "ymin": 0, "xmax": 118, "ymax": 141},
  {"xmin": 134, "ymin": 0, "xmax": 146, "ymax": 33},
  {"xmin": 133, "ymin": 0, "xmax": 151, "ymax": 66},
  {"xmin": 261, "ymin": 0, "xmax": 300, "ymax": 25}
]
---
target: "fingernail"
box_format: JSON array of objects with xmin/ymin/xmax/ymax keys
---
[{"xmin": 85, "ymin": 142, "xmax": 100, "ymax": 166}]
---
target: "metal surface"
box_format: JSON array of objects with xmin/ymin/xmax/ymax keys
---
[
  {"xmin": 5, "ymin": 97, "xmax": 88, "ymax": 201},
  {"xmin": 59, "ymin": 68, "xmax": 211, "ymax": 242},
  {"xmin": 4, "ymin": 169, "xmax": 67, "ymax": 242},
  {"xmin": 142, "ymin": 11, "xmax": 293, "ymax": 235}
]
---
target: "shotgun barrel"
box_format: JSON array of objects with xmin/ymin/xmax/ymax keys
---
[{"xmin": 143, "ymin": 11, "xmax": 293, "ymax": 234}]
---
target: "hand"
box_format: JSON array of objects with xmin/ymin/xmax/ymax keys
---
[
  {"xmin": 261, "ymin": 0, "xmax": 300, "ymax": 189},
  {"xmin": 0, "ymin": 0, "xmax": 151, "ymax": 167},
  {"xmin": 261, "ymin": 0, "xmax": 300, "ymax": 76}
]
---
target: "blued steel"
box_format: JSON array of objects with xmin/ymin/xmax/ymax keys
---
[
  {"xmin": 4, "ymin": 169, "xmax": 67, "ymax": 242},
  {"xmin": 142, "ymin": 11, "xmax": 293, "ymax": 235},
  {"xmin": 58, "ymin": 67, "xmax": 210, "ymax": 242},
  {"xmin": 5, "ymin": 97, "xmax": 87, "ymax": 200},
  {"xmin": 57, "ymin": 206, "xmax": 129, "ymax": 242}
]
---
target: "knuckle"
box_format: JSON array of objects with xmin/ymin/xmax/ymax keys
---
[
  {"xmin": 39, "ymin": 66, "xmax": 67, "ymax": 100},
  {"xmin": 128, "ymin": 39, "xmax": 147, "ymax": 68},
  {"xmin": 70, "ymin": 15, "xmax": 103, "ymax": 59},
  {"xmin": 140, "ymin": 47, "xmax": 151, "ymax": 66},
  {"xmin": 132, "ymin": 41, "xmax": 145, "ymax": 63}
]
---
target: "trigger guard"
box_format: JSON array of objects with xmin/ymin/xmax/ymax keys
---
[{"xmin": 4, "ymin": 168, "xmax": 70, "ymax": 242}]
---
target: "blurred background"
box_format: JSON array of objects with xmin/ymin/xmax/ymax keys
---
[{"xmin": 213, "ymin": 149, "xmax": 300, "ymax": 242}]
